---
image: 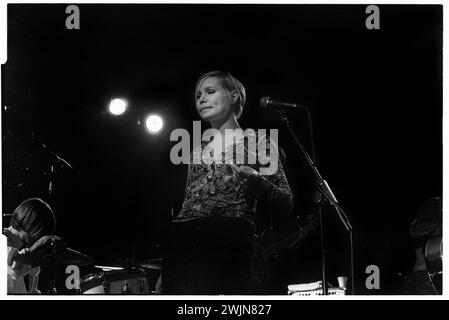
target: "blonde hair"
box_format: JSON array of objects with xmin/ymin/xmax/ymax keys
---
[{"xmin": 195, "ymin": 71, "xmax": 246, "ymax": 119}]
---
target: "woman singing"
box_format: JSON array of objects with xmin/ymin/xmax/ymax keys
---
[{"xmin": 163, "ymin": 71, "xmax": 293, "ymax": 294}]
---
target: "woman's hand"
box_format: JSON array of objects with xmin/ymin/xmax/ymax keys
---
[
  {"xmin": 231, "ymin": 164, "xmax": 274, "ymax": 199},
  {"xmin": 231, "ymin": 165, "xmax": 261, "ymax": 185},
  {"xmin": 3, "ymin": 227, "xmax": 24, "ymax": 249}
]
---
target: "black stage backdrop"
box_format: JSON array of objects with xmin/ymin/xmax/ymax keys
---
[{"xmin": 2, "ymin": 4, "xmax": 442, "ymax": 295}]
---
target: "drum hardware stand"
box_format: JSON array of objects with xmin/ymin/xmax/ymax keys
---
[
  {"xmin": 121, "ymin": 282, "xmax": 131, "ymax": 294},
  {"xmin": 138, "ymin": 278, "xmax": 146, "ymax": 294},
  {"xmin": 45, "ymin": 241, "xmax": 59, "ymax": 295},
  {"xmin": 102, "ymin": 271, "xmax": 110, "ymax": 294},
  {"xmin": 47, "ymin": 272, "xmax": 58, "ymax": 295},
  {"xmin": 277, "ymin": 109, "xmax": 355, "ymax": 295},
  {"xmin": 132, "ymin": 243, "xmax": 137, "ymax": 268},
  {"xmin": 130, "ymin": 243, "xmax": 148, "ymax": 294},
  {"xmin": 123, "ymin": 243, "xmax": 139, "ymax": 270}
]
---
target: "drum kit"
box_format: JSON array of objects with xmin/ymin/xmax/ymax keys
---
[
  {"xmin": 13, "ymin": 242, "xmax": 163, "ymax": 295},
  {"xmin": 80, "ymin": 259, "xmax": 162, "ymax": 295},
  {"xmin": 80, "ymin": 258, "xmax": 162, "ymax": 295}
]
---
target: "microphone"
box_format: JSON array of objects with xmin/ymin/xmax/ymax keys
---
[{"xmin": 259, "ymin": 96, "xmax": 303, "ymax": 109}]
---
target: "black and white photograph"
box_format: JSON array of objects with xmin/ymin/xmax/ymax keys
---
[{"xmin": 1, "ymin": 2, "xmax": 443, "ymax": 298}]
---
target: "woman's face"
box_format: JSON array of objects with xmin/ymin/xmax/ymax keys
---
[{"xmin": 196, "ymin": 77, "xmax": 235, "ymax": 123}]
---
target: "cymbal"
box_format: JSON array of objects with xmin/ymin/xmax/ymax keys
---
[
  {"xmin": 14, "ymin": 247, "xmax": 94, "ymax": 268},
  {"xmin": 137, "ymin": 258, "xmax": 162, "ymax": 270},
  {"xmin": 94, "ymin": 265, "xmax": 125, "ymax": 271}
]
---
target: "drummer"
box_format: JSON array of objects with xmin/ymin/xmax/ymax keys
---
[{"xmin": 4, "ymin": 198, "xmax": 56, "ymax": 294}]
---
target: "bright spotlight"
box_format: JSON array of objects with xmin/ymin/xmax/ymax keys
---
[
  {"xmin": 108, "ymin": 98, "xmax": 128, "ymax": 116},
  {"xmin": 145, "ymin": 114, "xmax": 163, "ymax": 133}
]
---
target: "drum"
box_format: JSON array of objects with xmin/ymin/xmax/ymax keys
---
[{"xmin": 80, "ymin": 269, "xmax": 151, "ymax": 294}]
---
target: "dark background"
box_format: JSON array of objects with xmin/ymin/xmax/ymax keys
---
[{"xmin": 2, "ymin": 4, "xmax": 442, "ymax": 294}]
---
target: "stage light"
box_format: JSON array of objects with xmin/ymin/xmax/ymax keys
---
[
  {"xmin": 108, "ymin": 98, "xmax": 128, "ymax": 116},
  {"xmin": 145, "ymin": 114, "xmax": 163, "ymax": 133}
]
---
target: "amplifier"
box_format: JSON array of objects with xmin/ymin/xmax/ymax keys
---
[{"xmin": 288, "ymin": 280, "xmax": 346, "ymax": 296}]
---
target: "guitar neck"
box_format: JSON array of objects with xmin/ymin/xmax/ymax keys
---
[{"xmin": 259, "ymin": 231, "xmax": 303, "ymax": 261}]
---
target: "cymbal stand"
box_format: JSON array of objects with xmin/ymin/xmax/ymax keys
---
[{"xmin": 45, "ymin": 242, "xmax": 58, "ymax": 294}]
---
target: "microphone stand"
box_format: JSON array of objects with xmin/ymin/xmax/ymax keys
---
[
  {"xmin": 277, "ymin": 110, "xmax": 355, "ymax": 295},
  {"xmin": 31, "ymin": 137, "xmax": 75, "ymax": 295},
  {"xmin": 34, "ymin": 136, "xmax": 75, "ymax": 204}
]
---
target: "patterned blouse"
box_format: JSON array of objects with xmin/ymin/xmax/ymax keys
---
[{"xmin": 173, "ymin": 131, "xmax": 293, "ymax": 226}]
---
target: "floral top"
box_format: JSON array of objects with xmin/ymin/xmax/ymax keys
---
[{"xmin": 173, "ymin": 131, "xmax": 293, "ymax": 226}]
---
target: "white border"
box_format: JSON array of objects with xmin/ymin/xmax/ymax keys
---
[{"xmin": 0, "ymin": 0, "xmax": 446, "ymax": 301}]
